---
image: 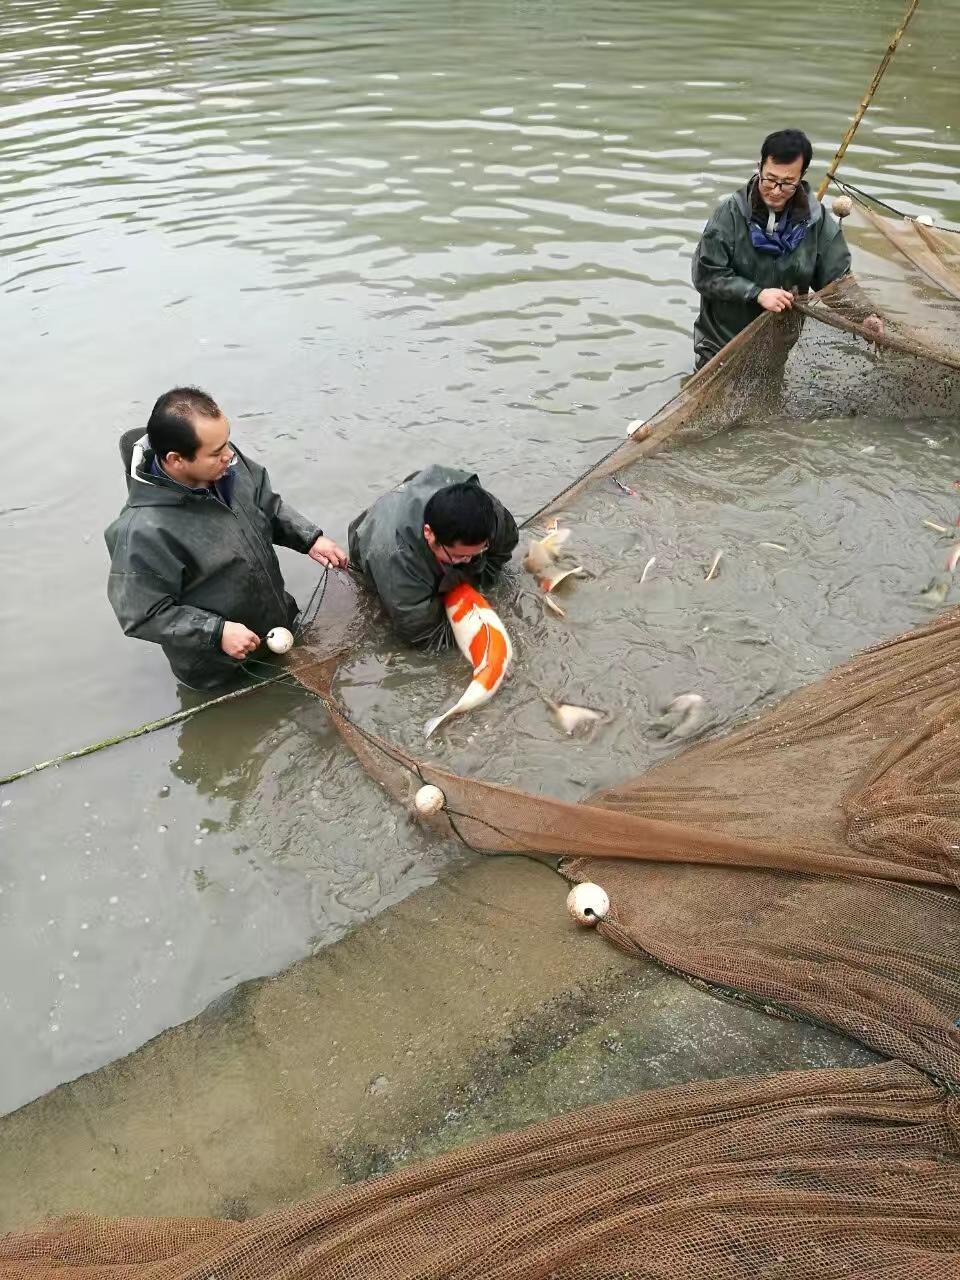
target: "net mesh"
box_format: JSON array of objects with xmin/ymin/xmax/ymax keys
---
[
  {"xmin": 3, "ymin": 1064, "xmax": 959, "ymax": 1278},
  {"xmin": 5, "ymin": 201, "xmax": 960, "ymax": 1275}
]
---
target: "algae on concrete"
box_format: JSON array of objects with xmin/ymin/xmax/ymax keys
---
[{"xmin": 0, "ymin": 856, "xmax": 874, "ymax": 1232}]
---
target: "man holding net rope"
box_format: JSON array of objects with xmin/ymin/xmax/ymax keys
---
[
  {"xmin": 692, "ymin": 128, "xmax": 884, "ymax": 369},
  {"xmin": 105, "ymin": 387, "xmax": 347, "ymax": 690}
]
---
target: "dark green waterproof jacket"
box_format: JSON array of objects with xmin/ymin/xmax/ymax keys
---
[
  {"xmin": 691, "ymin": 178, "xmax": 852, "ymax": 366},
  {"xmin": 348, "ymin": 464, "xmax": 519, "ymax": 650},
  {"xmin": 105, "ymin": 430, "xmax": 321, "ymax": 689}
]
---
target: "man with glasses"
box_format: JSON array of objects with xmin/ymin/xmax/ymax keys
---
[
  {"xmin": 691, "ymin": 128, "xmax": 882, "ymax": 369},
  {"xmin": 348, "ymin": 465, "xmax": 518, "ymax": 649}
]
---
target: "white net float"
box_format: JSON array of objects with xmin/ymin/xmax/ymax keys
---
[
  {"xmin": 414, "ymin": 784, "xmax": 446, "ymax": 817},
  {"xmin": 831, "ymin": 194, "xmax": 853, "ymax": 219},
  {"xmin": 266, "ymin": 626, "xmax": 294, "ymax": 654},
  {"xmin": 566, "ymin": 882, "xmax": 610, "ymax": 926}
]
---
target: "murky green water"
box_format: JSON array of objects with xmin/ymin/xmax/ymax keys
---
[{"xmin": 2, "ymin": 0, "xmax": 959, "ymax": 1114}]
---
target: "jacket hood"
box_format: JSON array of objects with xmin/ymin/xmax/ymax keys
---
[
  {"xmin": 732, "ymin": 177, "xmax": 822, "ymax": 228},
  {"xmin": 118, "ymin": 429, "xmax": 191, "ymax": 507}
]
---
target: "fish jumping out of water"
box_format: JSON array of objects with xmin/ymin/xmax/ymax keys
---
[
  {"xmin": 523, "ymin": 523, "xmax": 588, "ymax": 593},
  {"xmin": 424, "ymin": 583, "xmax": 513, "ymax": 738},
  {"xmin": 523, "ymin": 524, "xmax": 572, "ymax": 576}
]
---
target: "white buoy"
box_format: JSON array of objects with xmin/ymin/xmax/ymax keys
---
[
  {"xmin": 266, "ymin": 626, "xmax": 294, "ymax": 654},
  {"xmin": 566, "ymin": 882, "xmax": 610, "ymax": 926},
  {"xmin": 831, "ymin": 194, "xmax": 853, "ymax": 220},
  {"xmin": 626, "ymin": 418, "xmax": 652, "ymax": 440},
  {"xmin": 414, "ymin": 784, "xmax": 446, "ymax": 817},
  {"xmin": 916, "ymin": 213, "xmax": 935, "ymax": 226}
]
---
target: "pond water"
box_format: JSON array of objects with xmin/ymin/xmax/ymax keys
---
[{"xmin": 1, "ymin": 0, "xmax": 959, "ymax": 1114}]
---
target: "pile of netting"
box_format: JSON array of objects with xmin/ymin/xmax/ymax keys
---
[
  {"xmin": 4, "ymin": 200, "xmax": 960, "ymax": 1276},
  {"xmin": 4, "ymin": 1063, "xmax": 958, "ymax": 1279}
]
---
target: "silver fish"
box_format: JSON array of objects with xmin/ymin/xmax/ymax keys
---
[
  {"xmin": 639, "ymin": 555, "xmax": 656, "ymax": 584},
  {"xmin": 523, "ymin": 524, "xmax": 571, "ymax": 576},
  {"xmin": 650, "ymin": 693, "xmax": 707, "ymax": 740},
  {"xmin": 919, "ymin": 576, "xmax": 950, "ymax": 607},
  {"xmin": 550, "ymin": 702, "xmax": 604, "ymax": 736}
]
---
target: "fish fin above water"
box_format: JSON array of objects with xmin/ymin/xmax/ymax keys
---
[
  {"xmin": 540, "ymin": 565, "xmax": 586, "ymax": 592},
  {"xmin": 704, "ymin": 550, "xmax": 723, "ymax": 581},
  {"xmin": 553, "ymin": 704, "xmax": 604, "ymax": 736},
  {"xmin": 424, "ymin": 708, "xmax": 455, "ymax": 739}
]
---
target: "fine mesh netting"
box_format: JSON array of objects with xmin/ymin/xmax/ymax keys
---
[
  {"xmin": 3, "ymin": 1063, "xmax": 959, "ymax": 1278},
  {"xmin": 4, "ymin": 204, "xmax": 960, "ymax": 1274}
]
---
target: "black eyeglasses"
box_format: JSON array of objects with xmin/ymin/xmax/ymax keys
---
[{"xmin": 758, "ymin": 172, "xmax": 799, "ymax": 194}]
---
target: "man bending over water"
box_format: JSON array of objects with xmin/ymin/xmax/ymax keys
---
[
  {"xmin": 691, "ymin": 127, "xmax": 882, "ymax": 369},
  {"xmin": 349, "ymin": 465, "xmax": 519, "ymax": 649}
]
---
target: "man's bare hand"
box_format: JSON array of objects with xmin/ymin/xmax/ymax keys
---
[
  {"xmin": 221, "ymin": 621, "xmax": 261, "ymax": 660},
  {"xmin": 757, "ymin": 287, "xmax": 795, "ymax": 313},
  {"xmin": 308, "ymin": 535, "xmax": 348, "ymax": 569},
  {"xmin": 862, "ymin": 313, "xmax": 885, "ymax": 339}
]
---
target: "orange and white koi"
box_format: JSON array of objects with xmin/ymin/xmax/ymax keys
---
[
  {"xmin": 424, "ymin": 583, "xmax": 513, "ymax": 738},
  {"xmin": 947, "ymin": 544, "xmax": 960, "ymax": 573}
]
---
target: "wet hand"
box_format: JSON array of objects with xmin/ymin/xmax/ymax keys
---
[
  {"xmin": 308, "ymin": 535, "xmax": 348, "ymax": 569},
  {"xmin": 757, "ymin": 287, "xmax": 795, "ymax": 313},
  {"xmin": 221, "ymin": 621, "xmax": 261, "ymax": 660},
  {"xmin": 862, "ymin": 313, "xmax": 885, "ymax": 339}
]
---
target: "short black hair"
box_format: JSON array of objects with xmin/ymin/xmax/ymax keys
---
[
  {"xmin": 424, "ymin": 483, "xmax": 496, "ymax": 547},
  {"xmin": 760, "ymin": 128, "xmax": 813, "ymax": 174},
  {"xmin": 147, "ymin": 386, "xmax": 222, "ymax": 461}
]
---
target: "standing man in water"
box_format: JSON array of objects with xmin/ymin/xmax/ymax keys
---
[
  {"xmin": 691, "ymin": 128, "xmax": 882, "ymax": 369},
  {"xmin": 105, "ymin": 386, "xmax": 347, "ymax": 689},
  {"xmin": 348, "ymin": 465, "xmax": 519, "ymax": 650}
]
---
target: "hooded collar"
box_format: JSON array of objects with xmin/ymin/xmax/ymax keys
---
[
  {"xmin": 122, "ymin": 433, "xmax": 236, "ymax": 508},
  {"xmin": 733, "ymin": 176, "xmax": 821, "ymax": 230}
]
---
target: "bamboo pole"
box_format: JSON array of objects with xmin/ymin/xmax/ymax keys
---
[{"xmin": 817, "ymin": 0, "xmax": 920, "ymax": 200}]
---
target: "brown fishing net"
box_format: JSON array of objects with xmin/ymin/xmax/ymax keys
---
[
  {"xmin": 5, "ymin": 205, "xmax": 960, "ymax": 1274},
  {"xmin": 4, "ymin": 1062, "xmax": 959, "ymax": 1279}
]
